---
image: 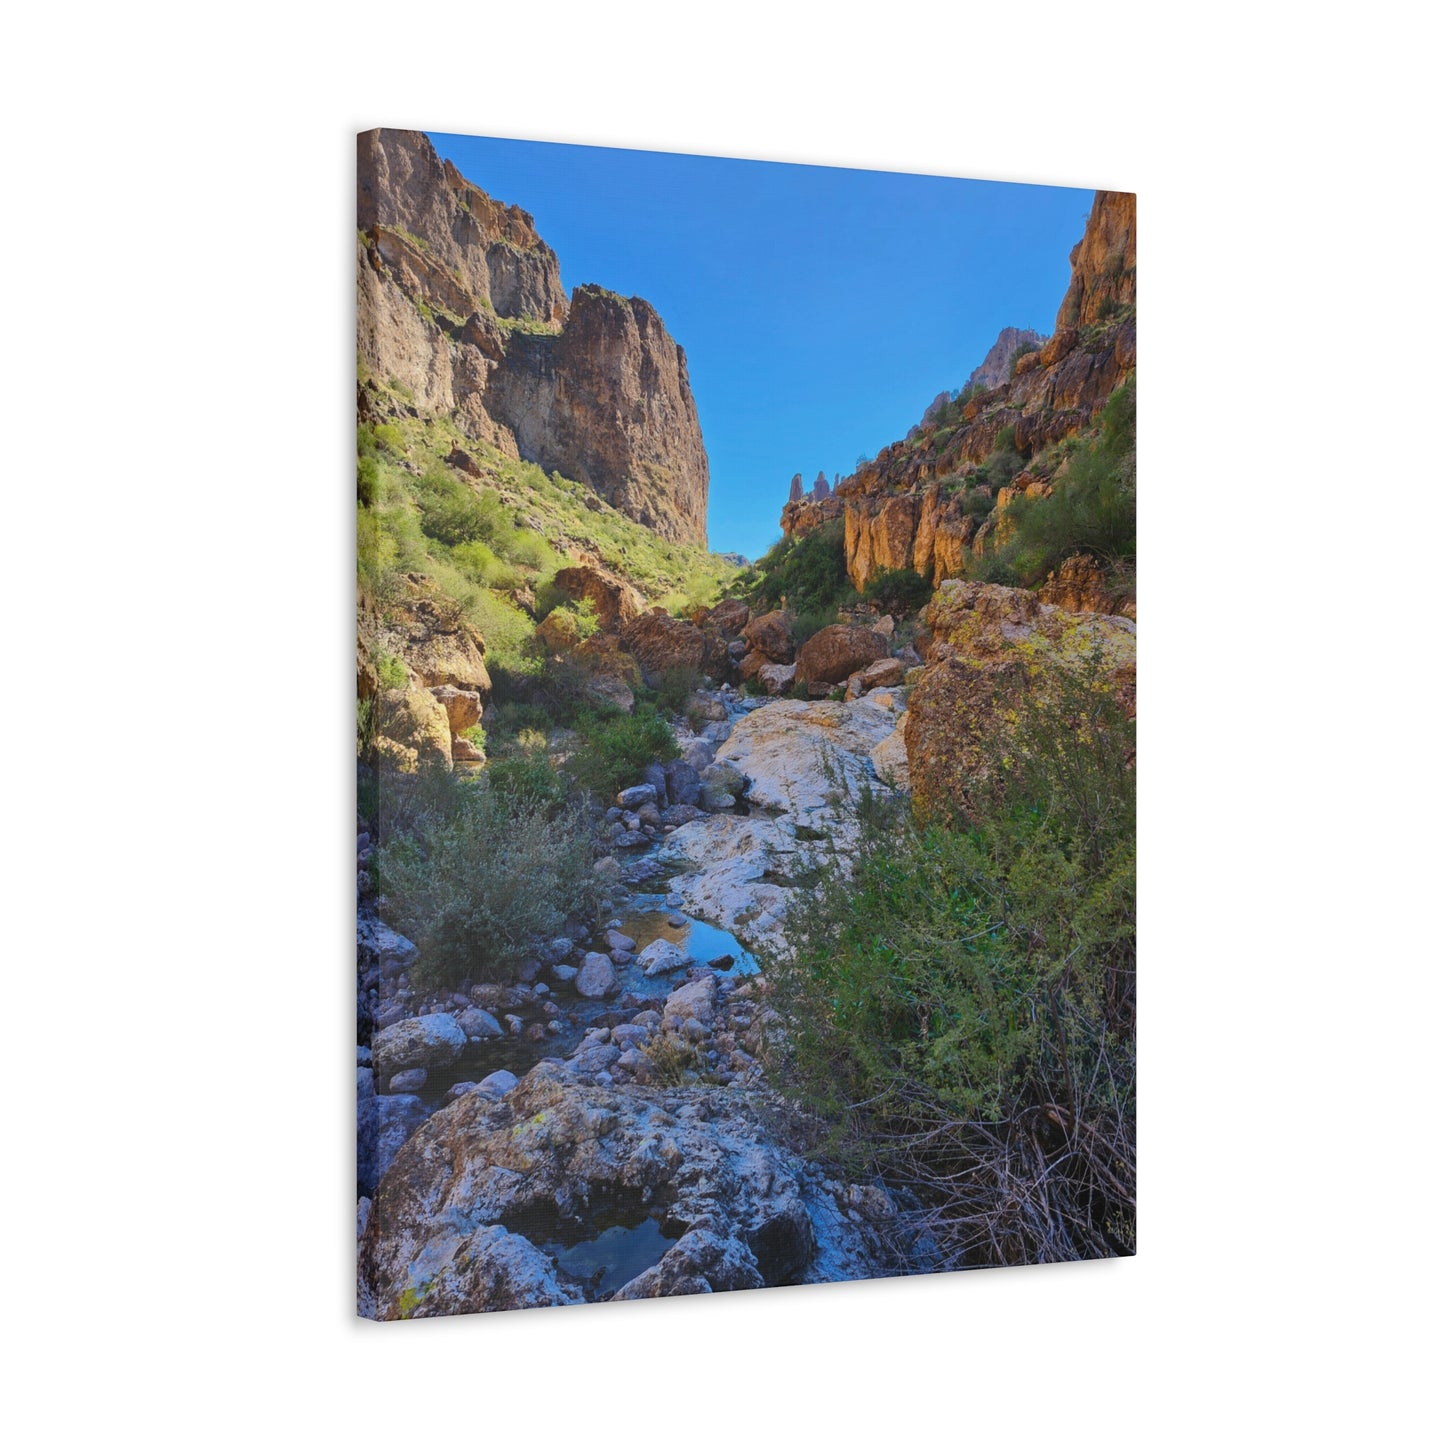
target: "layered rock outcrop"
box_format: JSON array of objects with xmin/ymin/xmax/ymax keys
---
[{"xmin": 358, "ymin": 130, "xmax": 709, "ymax": 544}]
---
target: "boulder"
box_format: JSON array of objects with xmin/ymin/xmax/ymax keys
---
[
  {"xmin": 616, "ymin": 784, "xmax": 657, "ymax": 809},
  {"xmin": 638, "ymin": 938, "xmax": 690, "ymax": 977},
  {"xmin": 375, "ymin": 687, "xmax": 453, "ymax": 772},
  {"xmin": 477, "ymin": 1069, "xmax": 520, "ymax": 1098},
  {"xmin": 741, "ymin": 610, "xmax": 794, "ymax": 663},
  {"xmin": 456, "ymin": 1007, "xmax": 504, "ymax": 1041},
  {"xmin": 359, "ymin": 1062, "xmax": 876, "ymax": 1316},
  {"xmin": 664, "ymin": 974, "xmax": 718, "ymax": 1028},
  {"xmin": 575, "ymin": 952, "xmax": 619, "ymax": 998},
  {"xmin": 796, "ymin": 625, "xmax": 889, "ymax": 686},
  {"xmin": 373, "ymin": 1012, "xmax": 468, "ymax": 1077},
  {"xmin": 451, "ymin": 735, "xmax": 485, "ymax": 763},
  {"xmin": 552, "ymin": 565, "xmax": 644, "ymax": 630},
  {"xmin": 620, "ymin": 610, "xmax": 707, "ymax": 682},
  {"xmin": 536, "ymin": 609, "xmax": 582, "ymax": 652},
  {"xmin": 357, "ymin": 1092, "xmax": 428, "ymax": 1196},
  {"xmin": 904, "ymin": 580, "xmax": 1136, "ymax": 818},
  {"xmin": 662, "ymin": 759, "xmax": 702, "ymax": 807},
  {"xmin": 706, "ymin": 597, "xmax": 750, "ymax": 639},
  {"xmin": 446, "ymin": 446, "xmax": 482, "ymax": 477},
  {"xmin": 386, "ymin": 1068, "xmax": 428, "ymax": 1094},
  {"xmin": 737, "ymin": 649, "xmax": 768, "ymax": 683},
  {"xmin": 612, "ymin": 1229, "xmax": 765, "ymax": 1299},
  {"xmin": 1037, "ymin": 553, "xmax": 1133, "ymax": 617},
  {"xmin": 698, "ymin": 761, "xmax": 747, "ymax": 812},
  {"xmin": 428, "ymin": 684, "xmax": 482, "ymax": 733},
  {"xmin": 757, "ymin": 662, "xmax": 797, "ymax": 695},
  {"xmin": 855, "ymin": 657, "xmax": 905, "ymax": 692}
]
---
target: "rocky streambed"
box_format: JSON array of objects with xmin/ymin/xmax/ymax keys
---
[{"xmin": 357, "ymin": 683, "xmax": 915, "ymax": 1319}]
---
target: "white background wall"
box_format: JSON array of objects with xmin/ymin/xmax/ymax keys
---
[{"xmin": 3, "ymin": 3, "xmax": 1438, "ymax": 1440}]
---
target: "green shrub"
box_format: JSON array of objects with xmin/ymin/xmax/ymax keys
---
[
  {"xmin": 566, "ymin": 704, "xmax": 679, "ymax": 798},
  {"xmin": 750, "ymin": 518, "xmax": 852, "ymax": 617},
  {"xmin": 375, "ymin": 651, "xmax": 408, "ymax": 690},
  {"xmin": 771, "ymin": 652, "xmax": 1135, "ymax": 1266},
  {"xmin": 992, "ymin": 376, "xmax": 1135, "ymax": 587},
  {"xmin": 486, "ymin": 701, "xmax": 555, "ymax": 745},
  {"xmin": 373, "ymin": 422, "xmax": 405, "ymax": 454},
  {"xmin": 485, "ymin": 754, "xmax": 567, "ymax": 816},
  {"xmin": 416, "ymin": 470, "xmax": 508, "ymax": 548},
  {"xmin": 653, "ymin": 664, "xmax": 704, "ymax": 716},
  {"xmin": 861, "ymin": 566, "xmax": 932, "ymax": 616},
  {"xmin": 377, "ymin": 767, "xmax": 595, "ymax": 987},
  {"xmin": 959, "ymin": 488, "xmax": 995, "ymax": 519},
  {"xmin": 791, "ymin": 604, "xmax": 840, "ymax": 643}
]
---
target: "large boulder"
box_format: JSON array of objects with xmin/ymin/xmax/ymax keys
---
[
  {"xmin": 1038, "ymin": 553, "xmax": 1136, "ymax": 619},
  {"xmin": 620, "ymin": 609, "xmax": 707, "ymax": 682},
  {"xmin": 638, "ymin": 938, "xmax": 690, "ymax": 977},
  {"xmin": 855, "ymin": 656, "xmax": 905, "ymax": 691},
  {"xmin": 757, "ymin": 662, "xmax": 797, "ymax": 695},
  {"xmin": 704, "ymin": 597, "xmax": 750, "ymax": 639},
  {"xmin": 741, "ymin": 610, "xmax": 794, "ymax": 663},
  {"xmin": 574, "ymin": 952, "xmax": 620, "ymax": 998},
  {"xmin": 662, "ymin": 759, "xmax": 702, "ymax": 807},
  {"xmin": 375, "ymin": 688, "xmax": 453, "ymax": 772},
  {"xmin": 904, "ymin": 580, "xmax": 1136, "ymax": 818},
  {"xmin": 796, "ymin": 625, "xmax": 889, "ymax": 686},
  {"xmin": 373, "ymin": 1012, "xmax": 468, "ymax": 1077},
  {"xmin": 663, "ymin": 973, "xmax": 718, "ymax": 1027},
  {"xmin": 428, "ymin": 684, "xmax": 482, "ymax": 733},
  {"xmin": 372, "ymin": 587, "xmax": 492, "ymax": 697},
  {"xmin": 552, "ymin": 565, "xmax": 644, "ymax": 631}
]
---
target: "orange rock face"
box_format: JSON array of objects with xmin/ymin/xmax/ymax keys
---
[{"xmin": 1037, "ymin": 554, "xmax": 1136, "ymax": 617}]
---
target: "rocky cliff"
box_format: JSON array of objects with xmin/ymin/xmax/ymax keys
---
[
  {"xmin": 357, "ymin": 129, "xmax": 709, "ymax": 544},
  {"xmin": 964, "ymin": 325, "xmax": 1045, "ymax": 392},
  {"xmin": 780, "ymin": 191, "xmax": 1136, "ymax": 602}
]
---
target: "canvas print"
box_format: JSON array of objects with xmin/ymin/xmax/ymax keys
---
[{"xmin": 356, "ymin": 128, "xmax": 1136, "ymax": 1320}]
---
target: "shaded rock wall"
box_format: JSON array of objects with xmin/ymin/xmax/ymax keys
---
[{"xmin": 358, "ymin": 130, "xmax": 710, "ymax": 545}]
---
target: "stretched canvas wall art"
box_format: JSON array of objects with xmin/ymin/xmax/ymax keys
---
[{"xmin": 356, "ymin": 128, "xmax": 1137, "ymax": 1320}]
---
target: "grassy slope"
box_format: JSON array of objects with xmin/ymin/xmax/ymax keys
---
[{"xmin": 358, "ymin": 379, "xmax": 739, "ymax": 676}]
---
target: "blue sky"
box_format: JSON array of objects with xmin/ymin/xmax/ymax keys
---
[{"xmin": 429, "ymin": 131, "xmax": 1094, "ymax": 561}]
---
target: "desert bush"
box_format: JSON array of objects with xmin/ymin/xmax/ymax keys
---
[
  {"xmin": 377, "ymin": 766, "xmax": 595, "ymax": 987},
  {"xmin": 485, "ymin": 753, "xmax": 568, "ymax": 817},
  {"xmin": 653, "ymin": 664, "xmax": 705, "ymax": 716},
  {"xmin": 566, "ymin": 704, "xmax": 679, "ymax": 798},
  {"xmin": 750, "ymin": 518, "xmax": 851, "ymax": 618},
  {"xmin": 641, "ymin": 1031, "xmax": 710, "ymax": 1086},
  {"xmin": 861, "ymin": 566, "xmax": 932, "ymax": 616},
  {"xmin": 992, "ymin": 376, "xmax": 1135, "ymax": 586},
  {"xmin": 770, "ymin": 651, "xmax": 1135, "ymax": 1267}
]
